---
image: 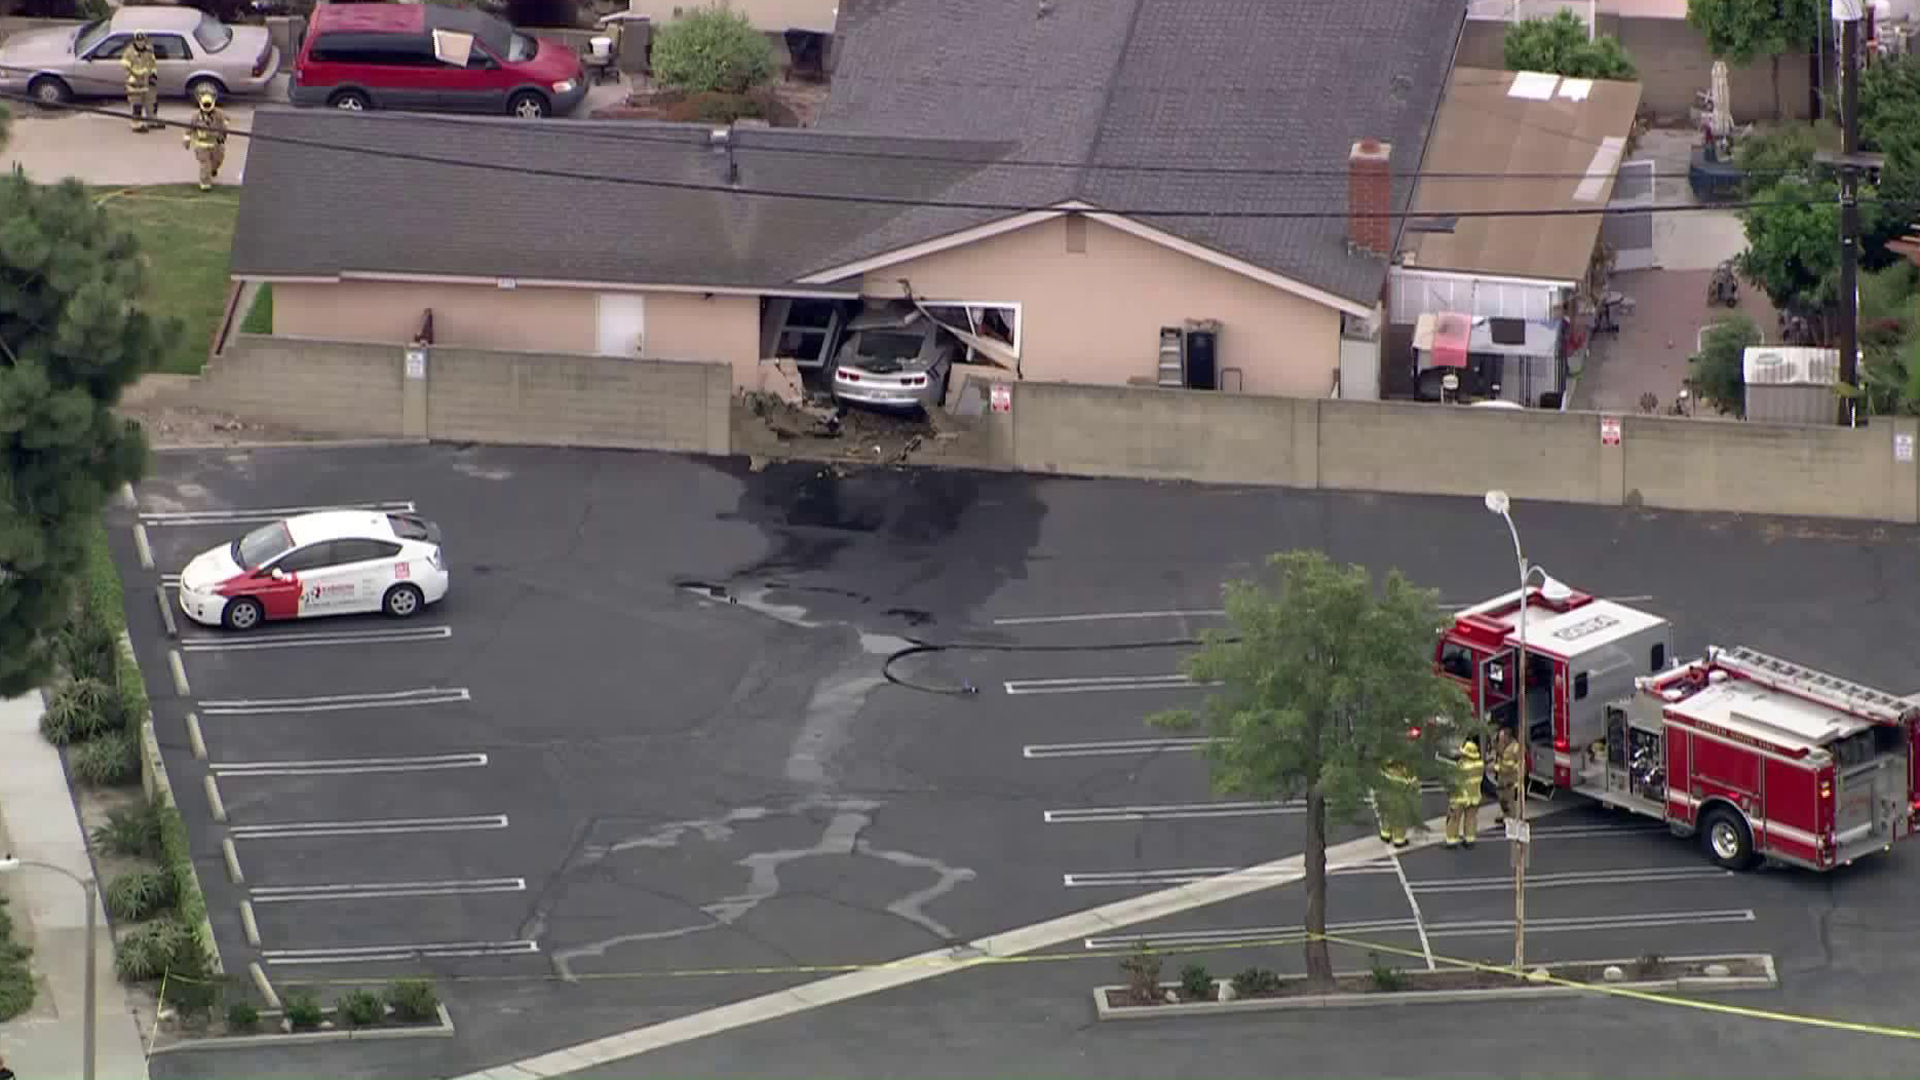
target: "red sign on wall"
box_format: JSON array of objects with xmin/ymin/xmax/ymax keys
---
[{"xmin": 1599, "ymin": 415, "xmax": 1622, "ymax": 446}]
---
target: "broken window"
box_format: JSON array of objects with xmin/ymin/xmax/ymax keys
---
[{"xmin": 766, "ymin": 298, "xmax": 846, "ymax": 368}]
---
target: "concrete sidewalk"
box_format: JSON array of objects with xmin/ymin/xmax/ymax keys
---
[{"xmin": 0, "ymin": 694, "xmax": 149, "ymax": 1080}]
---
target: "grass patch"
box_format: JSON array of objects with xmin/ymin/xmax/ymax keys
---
[
  {"xmin": 0, "ymin": 895, "xmax": 35, "ymax": 1021},
  {"xmin": 240, "ymin": 283, "xmax": 273, "ymax": 335},
  {"xmin": 93, "ymin": 185, "xmax": 241, "ymax": 376}
]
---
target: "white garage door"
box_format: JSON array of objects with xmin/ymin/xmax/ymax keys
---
[{"xmin": 596, "ymin": 293, "xmax": 646, "ymax": 358}]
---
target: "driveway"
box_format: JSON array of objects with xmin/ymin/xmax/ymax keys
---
[{"xmin": 4, "ymin": 71, "xmax": 627, "ymax": 186}]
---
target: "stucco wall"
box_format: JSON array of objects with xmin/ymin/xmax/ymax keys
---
[
  {"xmin": 267, "ymin": 281, "xmax": 761, "ymax": 377},
  {"xmin": 859, "ymin": 217, "xmax": 1347, "ymax": 399},
  {"xmin": 1003, "ymin": 383, "xmax": 1920, "ymax": 524},
  {"xmin": 626, "ymin": 0, "xmax": 836, "ymax": 32}
]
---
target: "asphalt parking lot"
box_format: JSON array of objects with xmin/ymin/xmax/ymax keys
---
[{"xmin": 119, "ymin": 442, "xmax": 1920, "ymax": 1080}]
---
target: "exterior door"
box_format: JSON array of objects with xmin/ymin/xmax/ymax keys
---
[
  {"xmin": 273, "ymin": 542, "xmax": 352, "ymax": 617},
  {"xmin": 150, "ymin": 32, "xmax": 194, "ymax": 95},
  {"xmin": 596, "ymin": 293, "xmax": 646, "ymax": 357}
]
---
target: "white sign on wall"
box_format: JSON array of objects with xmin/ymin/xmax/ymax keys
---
[
  {"xmin": 404, "ymin": 348, "xmax": 427, "ymax": 381},
  {"xmin": 1897, "ymin": 432, "xmax": 1915, "ymax": 463}
]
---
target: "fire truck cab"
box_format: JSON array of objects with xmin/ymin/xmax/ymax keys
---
[{"xmin": 1435, "ymin": 586, "xmax": 1920, "ymax": 872}]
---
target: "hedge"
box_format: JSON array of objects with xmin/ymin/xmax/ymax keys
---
[{"xmin": 74, "ymin": 517, "xmax": 216, "ymax": 976}]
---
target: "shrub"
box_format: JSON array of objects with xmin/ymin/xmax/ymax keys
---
[
  {"xmin": 72, "ymin": 729, "xmax": 140, "ymax": 787},
  {"xmin": 1367, "ymin": 953, "xmax": 1406, "ymax": 993},
  {"xmin": 0, "ymin": 957, "xmax": 33, "ymax": 1022},
  {"xmin": 106, "ymin": 870, "xmax": 176, "ymax": 922},
  {"xmin": 40, "ymin": 677, "xmax": 118, "ymax": 745},
  {"xmin": 226, "ymin": 1000, "xmax": 259, "ymax": 1032},
  {"xmin": 337, "ymin": 988, "xmax": 385, "ymax": 1028},
  {"xmin": 1178, "ymin": 963, "xmax": 1214, "ymax": 1002},
  {"xmin": 57, "ymin": 622, "xmax": 121, "ymax": 685},
  {"xmin": 92, "ymin": 801, "xmax": 164, "ymax": 859},
  {"xmin": 115, "ymin": 920, "xmax": 191, "ymax": 982},
  {"xmin": 385, "ymin": 977, "xmax": 440, "ymax": 1023},
  {"xmin": 283, "ymin": 991, "xmax": 324, "ymax": 1030},
  {"xmin": 652, "ymin": 7, "xmax": 777, "ymax": 94},
  {"xmin": 1230, "ymin": 967, "xmax": 1282, "ymax": 997},
  {"xmin": 1119, "ymin": 944, "xmax": 1162, "ymax": 1005},
  {"xmin": 164, "ymin": 971, "xmax": 221, "ymax": 1025}
]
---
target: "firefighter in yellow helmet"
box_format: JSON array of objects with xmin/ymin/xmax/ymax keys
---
[
  {"xmin": 124, "ymin": 31, "xmax": 159, "ymax": 132},
  {"xmin": 1375, "ymin": 760, "xmax": 1421, "ymax": 847},
  {"xmin": 184, "ymin": 90, "xmax": 229, "ymax": 192},
  {"xmin": 1492, "ymin": 726, "xmax": 1525, "ymax": 825},
  {"xmin": 1444, "ymin": 737, "xmax": 1484, "ymax": 849}
]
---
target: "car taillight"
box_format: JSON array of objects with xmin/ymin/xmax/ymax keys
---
[
  {"xmin": 253, "ymin": 41, "xmax": 270, "ymax": 76},
  {"xmin": 905, "ymin": 376, "xmax": 927, "ymax": 387},
  {"xmin": 837, "ymin": 370, "xmax": 861, "ymax": 382},
  {"xmin": 428, "ymin": 547, "xmax": 443, "ymax": 570},
  {"xmin": 1553, "ymin": 736, "xmax": 1570, "ymax": 752}
]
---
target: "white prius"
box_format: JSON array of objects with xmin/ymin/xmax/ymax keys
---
[{"xmin": 176, "ymin": 510, "xmax": 449, "ymax": 630}]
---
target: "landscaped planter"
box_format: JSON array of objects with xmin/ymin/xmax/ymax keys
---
[
  {"xmin": 147, "ymin": 1001, "xmax": 455, "ymax": 1054},
  {"xmin": 1094, "ymin": 953, "xmax": 1777, "ymax": 1020}
]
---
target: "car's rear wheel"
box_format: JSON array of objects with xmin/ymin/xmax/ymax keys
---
[
  {"xmin": 29, "ymin": 76, "xmax": 72, "ymax": 107},
  {"xmin": 186, "ymin": 76, "xmax": 225, "ymax": 104},
  {"xmin": 1700, "ymin": 806, "xmax": 1759, "ymax": 871},
  {"xmin": 382, "ymin": 583, "xmax": 424, "ymax": 619},
  {"xmin": 329, "ymin": 89, "xmax": 370, "ymax": 111},
  {"xmin": 507, "ymin": 91, "xmax": 548, "ymax": 119},
  {"xmin": 223, "ymin": 596, "xmax": 264, "ymax": 632}
]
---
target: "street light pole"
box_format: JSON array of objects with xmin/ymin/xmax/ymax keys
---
[
  {"xmin": 1484, "ymin": 492, "xmax": 1530, "ymax": 975},
  {"xmin": 0, "ymin": 856, "xmax": 97, "ymax": 1080}
]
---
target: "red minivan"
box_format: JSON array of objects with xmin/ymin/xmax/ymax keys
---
[{"xmin": 290, "ymin": 1, "xmax": 585, "ymax": 118}]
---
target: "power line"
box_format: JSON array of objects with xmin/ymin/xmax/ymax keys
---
[
  {"xmin": 0, "ymin": 90, "xmax": 1865, "ymax": 221},
  {"xmin": 0, "ymin": 62, "xmax": 1834, "ymax": 184}
]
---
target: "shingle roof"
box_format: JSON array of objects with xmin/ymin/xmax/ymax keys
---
[
  {"xmin": 228, "ymin": 107, "xmax": 1013, "ymax": 289},
  {"xmin": 815, "ymin": 0, "xmax": 1469, "ymax": 306}
]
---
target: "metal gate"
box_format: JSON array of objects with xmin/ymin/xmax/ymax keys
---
[{"xmin": 1603, "ymin": 159, "xmax": 1657, "ymax": 271}]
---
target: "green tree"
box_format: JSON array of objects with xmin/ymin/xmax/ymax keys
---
[
  {"xmin": 1732, "ymin": 122, "xmax": 1816, "ymax": 197},
  {"xmin": 1150, "ymin": 552, "xmax": 1464, "ymax": 985},
  {"xmin": 1503, "ymin": 11, "xmax": 1638, "ymax": 80},
  {"xmin": 0, "ymin": 174, "xmax": 164, "ymax": 695},
  {"xmin": 1855, "ymin": 263, "xmax": 1920, "ymax": 416},
  {"xmin": 1858, "ymin": 54, "xmax": 1920, "ymax": 266},
  {"xmin": 1737, "ymin": 174, "xmax": 1881, "ymax": 315},
  {"xmin": 1686, "ymin": 0, "xmax": 1821, "ymax": 120},
  {"xmin": 651, "ymin": 6, "xmax": 778, "ymax": 95},
  {"xmin": 1688, "ymin": 314, "xmax": 1760, "ymax": 416}
]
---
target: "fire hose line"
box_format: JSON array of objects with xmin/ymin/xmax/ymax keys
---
[{"xmin": 277, "ymin": 931, "xmax": 1920, "ymax": 1042}]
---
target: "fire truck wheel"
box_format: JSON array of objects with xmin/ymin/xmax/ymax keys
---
[{"xmin": 1700, "ymin": 806, "xmax": 1759, "ymax": 871}]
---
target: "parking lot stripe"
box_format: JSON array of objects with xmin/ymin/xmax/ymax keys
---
[
  {"xmin": 1023, "ymin": 738, "xmax": 1214, "ymax": 758},
  {"xmin": 1407, "ymin": 866, "xmax": 1731, "ymax": 894},
  {"xmin": 1387, "ymin": 846, "xmax": 1437, "ymax": 970},
  {"xmin": 1046, "ymin": 788, "xmax": 1448, "ymax": 823},
  {"xmin": 261, "ymin": 940, "xmax": 540, "ymax": 965},
  {"xmin": 229, "ymin": 814, "xmax": 509, "ymax": 841},
  {"xmin": 250, "ymin": 877, "xmax": 525, "ymax": 903},
  {"xmin": 137, "ymin": 500, "xmax": 416, "ymax": 526},
  {"xmin": 991, "ymin": 609, "xmax": 1228, "ymax": 626},
  {"xmin": 1004, "ymin": 674, "xmax": 1222, "ymax": 696},
  {"xmin": 198, "ymin": 687, "xmax": 471, "ymax": 716},
  {"xmin": 211, "ymin": 753, "xmax": 489, "ymax": 777},
  {"xmin": 1063, "ymin": 862, "xmax": 1399, "ymax": 888},
  {"xmin": 1525, "ymin": 822, "xmax": 1670, "ymax": 840},
  {"xmin": 179, "ymin": 626, "xmax": 453, "ymax": 652},
  {"xmin": 1082, "ymin": 908, "xmax": 1758, "ymax": 951}
]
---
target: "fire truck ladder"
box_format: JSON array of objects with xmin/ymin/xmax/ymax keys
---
[{"xmin": 1711, "ymin": 645, "xmax": 1915, "ymax": 726}]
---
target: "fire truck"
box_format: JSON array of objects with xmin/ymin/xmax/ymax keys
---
[{"xmin": 1434, "ymin": 585, "xmax": 1920, "ymax": 872}]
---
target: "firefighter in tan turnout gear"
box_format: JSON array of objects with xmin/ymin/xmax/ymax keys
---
[
  {"xmin": 1444, "ymin": 738, "xmax": 1483, "ymax": 849},
  {"xmin": 184, "ymin": 91, "xmax": 229, "ymax": 191},
  {"xmin": 1492, "ymin": 726, "xmax": 1524, "ymax": 824},
  {"xmin": 124, "ymin": 31, "xmax": 159, "ymax": 131},
  {"xmin": 1375, "ymin": 761, "xmax": 1421, "ymax": 848}
]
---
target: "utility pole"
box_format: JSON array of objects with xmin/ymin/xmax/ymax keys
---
[{"xmin": 1836, "ymin": 0, "xmax": 1864, "ymax": 426}]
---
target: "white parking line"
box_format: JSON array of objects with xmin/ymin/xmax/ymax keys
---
[
  {"xmin": 250, "ymin": 877, "xmax": 525, "ymax": 903},
  {"xmin": 180, "ymin": 626, "xmax": 453, "ymax": 652},
  {"xmin": 138, "ymin": 501, "xmax": 415, "ymax": 526},
  {"xmin": 1044, "ymin": 789, "xmax": 1444, "ymax": 824},
  {"xmin": 991, "ymin": 609, "xmax": 1228, "ymax": 627},
  {"xmin": 229, "ymin": 814, "xmax": 509, "ymax": 841},
  {"xmin": 1064, "ymin": 861, "xmax": 1399, "ymax": 888},
  {"xmin": 211, "ymin": 753, "xmax": 488, "ymax": 777},
  {"xmin": 1023, "ymin": 738, "xmax": 1214, "ymax": 759},
  {"xmin": 1526, "ymin": 822, "xmax": 1670, "ymax": 840},
  {"xmin": 1407, "ymin": 866, "xmax": 1730, "ymax": 894},
  {"xmin": 198, "ymin": 688, "xmax": 471, "ymax": 716},
  {"xmin": 1004, "ymin": 674, "xmax": 1220, "ymax": 696},
  {"xmin": 1387, "ymin": 847, "xmax": 1436, "ymax": 971},
  {"xmin": 1082, "ymin": 908, "xmax": 1757, "ymax": 951},
  {"xmin": 261, "ymin": 940, "xmax": 540, "ymax": 966}
]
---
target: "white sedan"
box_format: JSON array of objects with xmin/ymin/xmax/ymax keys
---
[{"xmin": 177, "ymin": 510, "xmax": 449, "ymax": 630}]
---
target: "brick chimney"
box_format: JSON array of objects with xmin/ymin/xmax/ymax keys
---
[{"xmin": 1347, "ymin": 139, "xmax": 1393, "ymax": 257}]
